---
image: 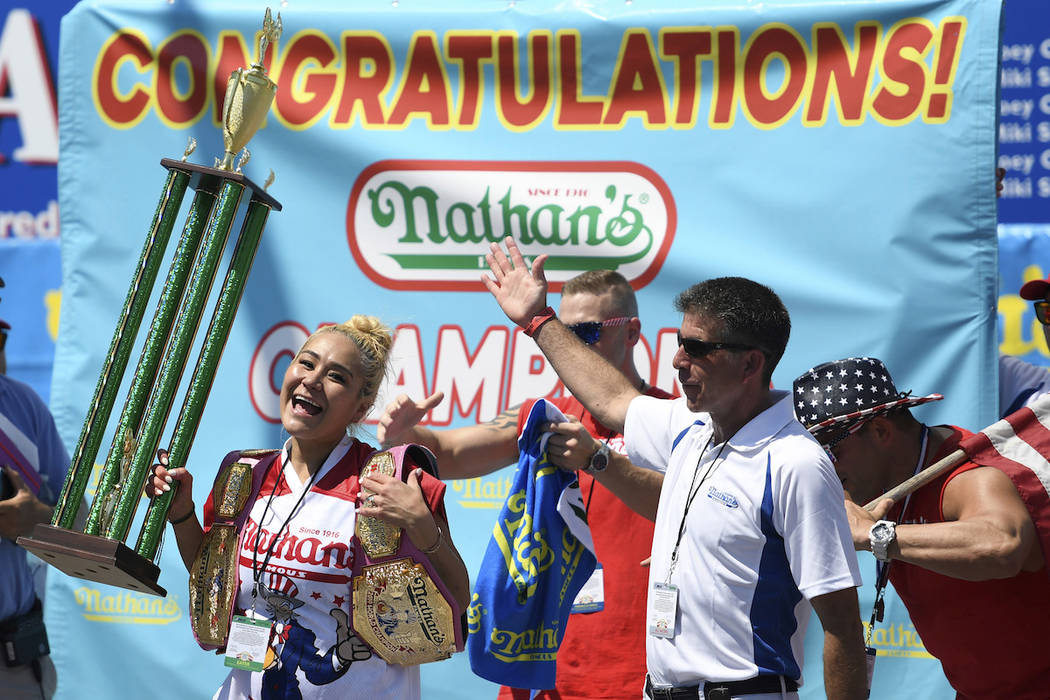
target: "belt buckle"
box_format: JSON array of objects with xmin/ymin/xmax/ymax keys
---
[
  {"xmin": 705, "ymin": 684, "xmax": 731, "ymax": 700},
  {"xmin": 645, "ymin": 680, "xmax": 673, "ymax": 700}
]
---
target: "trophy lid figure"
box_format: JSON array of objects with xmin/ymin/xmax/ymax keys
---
[{"xmin": 220, "ymin": 8, "xmax": 282, "ymax": 171}]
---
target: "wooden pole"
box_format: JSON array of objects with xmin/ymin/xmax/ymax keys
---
[{"xmin": 863, "ymin": 448, "xmax": 967, "ymax": 511}]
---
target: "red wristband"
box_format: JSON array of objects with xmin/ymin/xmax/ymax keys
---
[{"xmin": 522, "ymin": 306, "xmax": 556, "ymax": 337}]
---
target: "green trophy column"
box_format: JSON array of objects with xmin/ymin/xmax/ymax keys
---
[
  {"xmin": 103, "ymin": 180, "xmax": 245, "ymax": 543},
  {"xmin": 52, "ymin": 169, "xmax": 190, "ymax": 530},
  {"xmin": 83, "ymin": 184, "xmax": 219, "ymax": 536},
  {"xmin": 137, "ymin": 199, "xmax": 273, "ymax": 559}
]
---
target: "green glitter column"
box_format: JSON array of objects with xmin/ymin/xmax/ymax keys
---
[
  {"xmin": 136, "ymin": 199, "xmax": 273, "ymax": 559},
  {"xmin": 52, "ymin": 168, "xmax": 190, "ymax": 530},
  {"xmin": 103, "ymin": 180, "xmax": 245, "ymax": 543},
  {"xmin": 83, "ymin": 184, "xmax": 219, "ymax": 537}
]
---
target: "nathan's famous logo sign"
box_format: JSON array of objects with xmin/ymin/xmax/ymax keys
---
[
  {"xmin": 92, "ymin": 19, "xmax": 965, "ymax": 132},
  {"xmin": 346, "ymin": 160, "xmax": 674, "ymax": 291}
]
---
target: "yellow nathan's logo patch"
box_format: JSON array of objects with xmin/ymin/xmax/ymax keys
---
[
  {"xmin": 451, "ymin": 475, "xmax": 514, "ymax": 510},
  {"xmin": 73, "ymin": 586, "xmax": 182, "ymax": 625},
  {"xmin": 863, "ymin": 621, "xmax": 936, "ymax": 660}
]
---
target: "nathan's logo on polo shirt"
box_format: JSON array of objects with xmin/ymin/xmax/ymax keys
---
[
  {"xmin": 346, "ymin": 160, "xmax": 676, "ymax": 292},
  {"xmin": 73, "ymin": 586, "xmax": 181, "ymax": 625},
  {"xmin": 451, "ymin": 475, "xmax": 515, "ymax": 510},
  {"xmin": 706, "ymin": 485, "xmax": 739, "ymax": 508}
]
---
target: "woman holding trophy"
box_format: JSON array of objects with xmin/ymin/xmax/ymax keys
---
[{"xmin": 147, "ymin": 316, "xmax": 468, "ymax": 700}]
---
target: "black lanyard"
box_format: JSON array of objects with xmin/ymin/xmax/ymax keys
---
[
  {"xmin": 866, "ymin": 426, "xmax": 928, "ymax": 641},
  {"xmin": 666, "ymin": 434, "xmax": 730, "ymax": 581},
  {"xmin": 250, "ymin": 455, "xmax": 320, "ymax": 598}
]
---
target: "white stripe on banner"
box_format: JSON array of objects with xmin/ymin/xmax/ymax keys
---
[
  {"xmin": 1019, "ymin": 401, "xmax": 1050, "ymax": 498},
  {"xmin": 984, "ymin": 405, "xmax": 1050, "ymax": 499}
]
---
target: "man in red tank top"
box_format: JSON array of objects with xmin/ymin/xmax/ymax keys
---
[
  {"xmin": 377, "ymin": 270, "xmax": 672, "ymax": 700},
  {"xmin": 794, "ymin": 357, "xmax": 1050, "ymax": 699}
]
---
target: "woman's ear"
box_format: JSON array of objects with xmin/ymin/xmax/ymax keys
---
[{"xmin": 350, "ymin": 401, "xmax": 373, "ymax": 427}]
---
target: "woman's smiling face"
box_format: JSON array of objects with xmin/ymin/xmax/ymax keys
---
[{"xmin": 280, "ymin": 331, "xmax": 369, "ymax": 450}]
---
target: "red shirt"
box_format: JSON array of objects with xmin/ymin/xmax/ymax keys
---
[
  {"xmin": 500, "ymin": 387, "xmax": 671, "ymax": 700},
  {"xmin": 888, "ymin": 426, "xmax": 1050, "ymax": 699}
]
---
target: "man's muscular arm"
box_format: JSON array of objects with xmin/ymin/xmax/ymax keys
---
[
  {"xmin": 853, "ymin": 466, "xmax": 1044, "ymax": 580},
  {"xmin": 377, "ymin": 392, "xmax": 521, "ymax": 479}
]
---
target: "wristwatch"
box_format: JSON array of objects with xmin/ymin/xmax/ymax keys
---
[
  {"xmin": 869, "ymin": 520, "xmax": 897, "ymax": 562},
  {"xmin": 586, "ymin": 441, "xmax": 610, "ymax": 473}
]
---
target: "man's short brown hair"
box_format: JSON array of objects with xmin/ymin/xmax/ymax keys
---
[{"xmin": 561, "ymin": 270, "xmax": 638, "ymax": 317}]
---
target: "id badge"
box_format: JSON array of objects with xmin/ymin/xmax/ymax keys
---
[
  {"xmin": 865, "ymin": 646, "xmax": 877, "ymax": 697},
  {"xmin": 225, "ymin": 615, "xmax": 273, "ymax": 671},
  {"xmin": 571, "ymin": 563, "xmax": 604, "ymax": 614},
  {"xmin": 647, "ymin": 581, "xmax": 678, "ymax": 639}
]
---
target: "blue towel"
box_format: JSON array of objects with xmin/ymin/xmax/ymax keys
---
[{"xmin": 467, "ymin": 399, "xmax": 597, "ymax": 690}]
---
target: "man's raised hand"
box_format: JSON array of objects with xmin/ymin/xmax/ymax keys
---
[{"xmin": 481, "ymin": 237, "xmax": 550, "ymax": 327}]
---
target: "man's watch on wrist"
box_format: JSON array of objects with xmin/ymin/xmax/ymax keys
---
[
  {"xmin": 869, "ymin": 520, "xmax": 897, "ymax": 562},
  {"xmin": 585, "ymin": 440, "xmax": 610, "ymax": 473}
]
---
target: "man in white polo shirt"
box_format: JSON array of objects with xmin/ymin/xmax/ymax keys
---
[{"xmin": 480, "ymin": 238, "xmax": 867, "ymax": 699}]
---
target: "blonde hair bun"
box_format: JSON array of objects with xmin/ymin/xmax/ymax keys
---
[{"xmin": 312, "ymin": 315, "xmax": 393, "ymax": 406}]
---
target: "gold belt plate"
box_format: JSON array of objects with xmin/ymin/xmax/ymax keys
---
[
  {"xmin": 352, "ymin": 558, "xmax": 458, "ymax": 666},
  {"xmin": 189, "ymin": 523, "xmax": 240, "ymax": 647}
]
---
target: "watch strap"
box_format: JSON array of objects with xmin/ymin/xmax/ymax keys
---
[{"xmin": 870, "ymin": 520, "xmax": 896, "ymax": 562}]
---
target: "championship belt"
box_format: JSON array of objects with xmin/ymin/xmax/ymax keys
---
[
  {"xmin": 351, "ymin": 445, "xmax": 465, "ymax": 665},
  {"xmin": 188, "ymin": 448, "xmax": 278, "ymax": 649}
]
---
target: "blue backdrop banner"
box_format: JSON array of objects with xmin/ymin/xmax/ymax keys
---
[{"xmin": 49, "ymin": 1, "xmax": 1000, "ymax": 698}]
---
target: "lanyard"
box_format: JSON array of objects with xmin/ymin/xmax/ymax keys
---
[
  {"xmin": 666, "ymin": 434, "xmax": 730, "ymax": 582},
  {"xmin": 866, "ymin": 425, "xmax": 928, "ymax": 645},
  {"xmin": 250, "ymin": 456, "xmax": 320, "ymax": 602}
]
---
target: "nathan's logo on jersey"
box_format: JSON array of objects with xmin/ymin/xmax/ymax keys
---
[
  {"xmin": 862, "ymin": 621, "xmax": 936, "ymax": 660},
  {"xmin": 706, "ymin": 485, "xmax": 739, "ymax": 508},
  {"xmin": 346, "ymin": 160, "xmax": 676, "ymax": 292},
  {"xmin": 242, "ymin": 520, "xmax": 354, "ymax": 571},
  {"xmin": 451, "ymin": 475, "xmax": 515, "ymax": 510},
  {"xmin": 73, "ymin": 586, "xmax": 181, "ymax": 625}
]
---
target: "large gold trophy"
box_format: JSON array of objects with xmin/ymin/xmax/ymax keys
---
[{"xmin": 19, "ymin": 10, "xmax": 284, "ymax": 597}]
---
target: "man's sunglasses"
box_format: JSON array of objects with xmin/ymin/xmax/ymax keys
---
[
  {"xmin": 1035, "ymin": 301, "xmax": 1050, "ymax": 326},
  {"xmin": 676, "ymin": 332, "xmax": 756, "ymax": 359},
  {"xmin": 567, "ymin": 317, "xmax": 630, "ymax": 345}
]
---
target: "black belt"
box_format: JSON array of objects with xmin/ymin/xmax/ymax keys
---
[{"xmin": 645, "ymin": 674, "xmax": 798, "ymax": 699}]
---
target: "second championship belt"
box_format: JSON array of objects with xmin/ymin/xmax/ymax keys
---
[{"xmin": 351, "ymin": 445, "xmax": 464, "ymax": 665}]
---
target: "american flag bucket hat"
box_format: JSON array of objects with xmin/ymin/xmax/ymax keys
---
[{"xmin": 792, "ymin": 357, "xmax": 943, "ymax": 445}]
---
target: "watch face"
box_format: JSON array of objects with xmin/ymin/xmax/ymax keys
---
[
  {"xmin": 872, "ymin": 523, "xmax": 891, "ymax": 540},
  {"xmin": 590, "ymin": 451, "xmax": 609, "ymax": 472}
]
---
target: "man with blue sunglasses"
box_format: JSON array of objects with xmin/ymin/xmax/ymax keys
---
[{"xmin": 377, "ymin": 269, "xmax": 672, "ymax": 700}]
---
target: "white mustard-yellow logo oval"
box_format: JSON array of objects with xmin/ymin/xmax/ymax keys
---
[{"xmin": 346, "ymin": 160, "xmax": 676, "ymax": 292}]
